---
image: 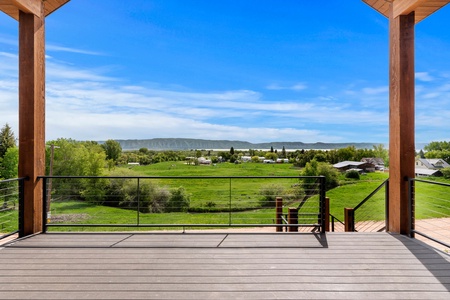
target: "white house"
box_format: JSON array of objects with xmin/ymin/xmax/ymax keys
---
[{"xmin": 415, "ymin": 158, "xmax": 448, "ymax": 177}]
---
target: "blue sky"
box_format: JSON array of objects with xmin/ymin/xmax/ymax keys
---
[{"xmin": 1, "ymin": 1, "xmax": 450, "ymax": 144}]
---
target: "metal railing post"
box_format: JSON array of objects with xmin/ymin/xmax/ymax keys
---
[
  {"xmin": 229, "ymin": 177, "xmax": 232, "ymax": 226},
  {"xmin": 42, "ymin": 177, "xmax": 47, "ymax": 233},
  {"xmin": 276, "ymin": 197, "xmax": 283, "ymax": 232},
  {"xmin": 385, "ymin": 179, "xmax": 389, "ymax": 232},
  {"xmin": 18, "ymin": 178, "xmax": 25, "ymax": 237},
  {"xmin": 324, "ymin": 197, "xmax": 330, "ymax": 232},
  {"xmin": 137, "ymin": 178, "xmax": 140, "ymax": 226},
  {"xmin": 319, "ymin": 176, "xmax": 326, "ymax": 234},
  {"xmin": 408, "ymin": 178, "xmax": 415, "ymax": 238}
]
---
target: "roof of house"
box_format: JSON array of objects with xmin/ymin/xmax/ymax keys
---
[
  {"xmin": 361, "ymin": 157, "xmax": 385, "ymax": 165},
  {"xmin": 333, "ymin": 161, "xmax": 366, "ymax": 169},
  {"xmin": 418, "ymin": 158, "xmax": 450, "ymax": 169},
  {"xmin": 415, "ymin": 168, "xmax": 442, "ymax": 176}
]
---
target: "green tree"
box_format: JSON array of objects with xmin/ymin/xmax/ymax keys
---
[
  {"xmin": 46, "ymin": 139, "xmax": 107, "ymax": 201},
  {"xmin": 0, "ymin": 123, "xmax": 16, "ymax": 158},
  {"xmin": 0, "ymin": 147, "xmax": 18, "ymax": 179},
  {"xmin": 265, "ymin": 152, "xmax": 278, "ymax": 160},
  {"xmin": 166, "ymin": 187, "xmax": 190, "ymax": 212},
  {"xmin": 373, "ymin": 144, "xmax": 389, "ymax": 167},
  {"xmin": 424, "ymin": 150, "xmax": 450, "ymax": 164},
  {"xmin": 424, "ymin": 141, "xmax": 450, "ymax": 152},
  {"xmin": 102, "ymin": 139, "xmax": 122, "ymax": 162},
  {"xmin": 301, "ymin": 159, "xmax": 339, "ymax": 190},
  {"xmin": 230, "ymin": 147, "xmax": 235, "ymax": 155},
  {"xmin": 441, "ymin": 167, "xmax": 450, "ymax": 179}
]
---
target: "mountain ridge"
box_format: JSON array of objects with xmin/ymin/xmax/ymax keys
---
[{"xmin": 109, "ymin": 138, "xmax": 383, "ymax": 151}]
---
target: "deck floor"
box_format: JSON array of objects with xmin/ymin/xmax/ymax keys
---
[{"xmin": 1, "ymin": 232, "xmax": 450, "ymax": 299}]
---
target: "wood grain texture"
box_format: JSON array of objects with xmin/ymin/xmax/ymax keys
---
[
  {"xmin": 363, "ymin": 0, "xmax": 450, "ymax": 23},
  {"xmin": 1, "ymin": 233, "xmax": 449, "ymax": 299},
  {"xmin": 388, "ymin": 10, "xmax": 415, "ymax": 234},
  {"xmin": 18, "ymin": 7, "xmax": 45, "ymax": 236}
]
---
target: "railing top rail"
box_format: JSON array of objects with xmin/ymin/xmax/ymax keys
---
[
  {"xmin": 0, "ymin": 177, "xmax": 27, "ymax": 184},
  {"xmin": 354, "ymin": 179, "xmax": 388, "ymax": 211},
  {"xmin": 38, "ymin": 175, "xmax": 324, "ymax": 180},
  {"xmin": 410, "ymin": 177, "xmax": 450, "ymax": 187}
]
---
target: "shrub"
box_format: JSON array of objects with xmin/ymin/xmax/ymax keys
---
[
  {"xmin": 441, "ymin": 167, "xmax": 450, "ymax": 179},
  {"xmin": 301, "ymin": 159, "xmax": 339, "ymax": 191},
  {"xmin": 345, "ymin": 170, "xmax": 360, "ymax": 180},
  {"xmin": 166, "ymin": 187, "xmax": 190, "ymax": 212},
  {"xmin": 259, "ymin": 184, "xmax": 284, "ymax": 207}
]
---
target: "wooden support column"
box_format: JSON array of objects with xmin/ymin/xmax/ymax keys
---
[
  {"xmin": 18, "ymin": 3, "xmax": 45, "ymax": 236},
  {"xmin": 388, "ymin": 9, "xmax": 415, "ymax": 235}
]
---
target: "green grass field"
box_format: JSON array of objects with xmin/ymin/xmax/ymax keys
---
[{"xmin": 2, "ymin": 162, "xmax": 450, "ymax": 234}]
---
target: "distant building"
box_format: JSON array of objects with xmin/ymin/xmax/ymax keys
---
[
  {"xmin": 198, "ymin": 157, "xmax": 212, "ymax": 165},
  {"xmin": 241, "ymin": 156, "xmax": 252, "ymax": 162},
  {"xmin": 415, "ymin": 158, "xmax": 448, "ymax": 177},
  {"xmin": 276, "ymin": 158, "xmax": 289, "ymax": 163},
  {"xmin": 415, "ymin": 158, "xmax": 449, "ymax": 169},
  {"xmin": 333, "ymin": 161, "xmax": 375, "ymax": 173},
  {"xmin": 361, "ymin": 158, "xmax": 385, "ymax": 171}
]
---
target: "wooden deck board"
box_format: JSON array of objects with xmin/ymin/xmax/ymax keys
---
[{"xmin": 1, "ymin": 232, "xmax": 449, "ymax": 299}]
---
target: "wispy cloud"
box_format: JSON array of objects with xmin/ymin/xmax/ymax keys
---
[
  {"xmin": 266, "ymin": 82, "xmax": 307, "ymax": 91},
  {"xmin": 416, "ymin": 72, "xmax": 434, "ymax": 82},
  {"xmin": 46, "ymin": 44, "xmax": 104, "ymax": 56},
  {"xmin": 0, "ymin": 49, "xmax": 419, "ymax": 143}
]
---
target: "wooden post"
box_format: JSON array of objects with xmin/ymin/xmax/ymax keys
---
[
  {"xmin": 275, "ymin": 197, "xmax": 283, "ymax": 232},
  {"xmin": 18, "ymin": 5, "xmax": 46, "ymax": 236},
  {"xmin": 324, "ymin": 197, "xmax": 330, "ymax": 232},
  {"xmin": 288, "ymin": 207, "xmax": 298, "ymax": 232},
  {"xmin": 388, "ymin": 9, "xmax": 415, "ymax": 235},
  {"xmin": 344, "ymin": 208, "xmax": 354, "ymax": 232}
]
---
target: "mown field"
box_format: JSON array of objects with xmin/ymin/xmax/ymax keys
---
[{"xmin": 2, "ymin": 161, "xmax": 450, "ymax": 234}]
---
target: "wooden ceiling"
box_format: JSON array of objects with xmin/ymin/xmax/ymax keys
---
[
  {"xmin": 0, "ymin": 0, "xmax": 70, "ymax": 20},
  {"xmin": 363, "ymin": 0, "xmax": 450, "ymax": 23}
]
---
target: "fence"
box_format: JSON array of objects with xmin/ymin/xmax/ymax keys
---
[
  {"xmin": 0, "ymin": 178, "xmax": 25, "ymax": 240},
  {"xmin": 40, "ymin": 175, "xmax": 326, "ymax": 233},
  {"xmin": 344, "ymin": 179, "xmax": 388, "ymax": 232},
  {"xmin": 409, "ymin": 178, "xmax": 450, "ymax": 252}
]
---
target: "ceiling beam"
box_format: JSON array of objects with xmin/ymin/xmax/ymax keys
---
[
  {"xmin": 0, "ymin": 0, "xmax": 41, "ymax": 16},
  {"xmin": 362, "ymin": 0, "xmax": 450, "ymax": 23},
  {"xmin": 0, "ymin": 0, "xmax": 69, "ymax": 20},
  {"xmin": 393, "ymin": 0, "xmax": 427, "ymax": 18}
]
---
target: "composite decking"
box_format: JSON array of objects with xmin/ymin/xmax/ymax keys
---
[{"xmin": 1, "ymin": 232, "xmax": 450, "ymax": 299}]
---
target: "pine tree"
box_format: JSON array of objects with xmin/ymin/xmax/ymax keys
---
[{"xmin": 0, "ymin": 123, "xmax": 16, "ymax": 158}]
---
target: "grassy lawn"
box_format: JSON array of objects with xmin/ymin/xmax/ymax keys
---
[
  {"xmin": 114, "ymin": 161, "xmax": 305, "ymax": 211},
  {"xmin": 45, "ymin": 200, "xmax": 289, "ymax": 232},
  {"xmin": 327, "ymin": 173, "xmax": 388, "ymax": 221},
  {"xmin": 3, "ymin": 162, "xmax": 450, "ymax": 234}
]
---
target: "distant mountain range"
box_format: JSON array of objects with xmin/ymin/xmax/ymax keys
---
[{"xmin": 109, "ymin": 138, "xmax": 385, "ymax": 151}]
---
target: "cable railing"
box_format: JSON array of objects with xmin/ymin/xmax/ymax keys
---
[
  {"xmin": 409, "ymin": 178, "xmax": 450, "ymax": 252},
  {"xmin": 40, "ymin": 175, "xmax": 326, "ymax": 233},
  {"xmin": 0, "ymin": 177, "xmax": 25, "ymax": 240},
  {"xmin": 344, "ymin": 179, "xmax": 388, "ymax": 232},
  {"xmin": 329, "ymin": 214, "xmax": 345, "ymax": 232}
]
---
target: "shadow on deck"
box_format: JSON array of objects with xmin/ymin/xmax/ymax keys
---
[{"xmin": 1, "ymin": 232, "xmax": 450, "ymax": 299}]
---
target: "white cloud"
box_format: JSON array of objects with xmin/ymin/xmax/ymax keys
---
[
  {"xmin": 362, "ymin": 86, "xmax": 388, "ymax": 95},
  {"xmin": 266, "ymin": 82, "xmax": 307, "ymax": 91},
  {"xmin": 415, "ymin": 72, "xmax": 434, "ymax": 82},
  {"xmin": 0, "ymin": 49, "xmax": 395, "ymax": 143},
  {"xmin": 46, "ymin": 44, "xmax": 104, "ymax": 56}
]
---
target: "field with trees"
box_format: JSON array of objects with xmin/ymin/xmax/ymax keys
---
[{"xmin": 2, "ymin": 125, "xmax": 450, "ymax": 233}]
